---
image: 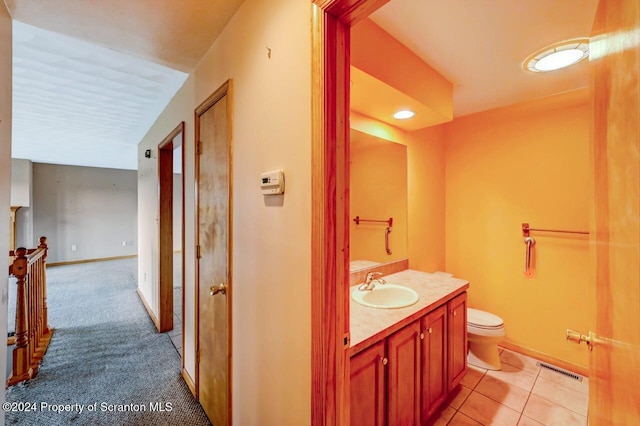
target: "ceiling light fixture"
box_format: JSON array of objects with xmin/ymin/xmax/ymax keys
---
[
  {"xmin": 524, "ymin": 38, "xmax": 589, "ymax": 73},
  {"xmin": 393, "ymin": 110, "xmax": 415, "ymax": 119}
]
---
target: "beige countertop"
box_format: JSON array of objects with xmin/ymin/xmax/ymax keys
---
[{"xmin": 349, "ymin": 269, "xmax": 469, "ymax": 356}]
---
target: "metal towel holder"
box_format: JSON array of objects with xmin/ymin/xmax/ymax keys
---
[
  {"xmin": 353, "ymin": 216, "xmax": 393, "ymax": 255},
  {"xmin": 521, "ymin": 222, "xmax": 589, "ymax": 278}
]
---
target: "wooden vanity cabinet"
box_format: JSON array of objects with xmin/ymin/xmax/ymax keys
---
[
  {"xmin": 350, "ymin": 340, "xmax": 386, "ymax": 426},
  {"xmin": 387, "ymin": 321, "xmax": 421, "ymax": 426},
  {"xmin": 350, "ymin": 291, "xmax": 468, "ymax": 426},
  {"xmin": 420, "ymin": 305, "xmax": 448, "ymax": 423},
  {"xmin": 447, "ymin": 292, "xmax": 468, "ymax": 390}
]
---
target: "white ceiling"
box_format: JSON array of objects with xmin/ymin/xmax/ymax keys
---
[
  {"xmin": 8, "ymin": 0, "xmax": 244, "ymax": 170},
  {"xmin": 11, "ymin": 21, "xmax": 187, "ymax": 170},
  {"xmin": 370, "ymin": 0, "xmax": 599, "ymax": 117},
  {"xmin": 6, "ymin": 0, "xmax": 246, "ymax": 73}
]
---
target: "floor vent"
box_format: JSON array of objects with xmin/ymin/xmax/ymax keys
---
[{"xmin": 537, "ymin": 362, "xmax": 583, "ymax": 382}]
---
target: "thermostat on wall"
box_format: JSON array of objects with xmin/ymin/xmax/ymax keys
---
[{"xmin": 260, "ymin": 170, "xmax": 285, "ymax": 195}]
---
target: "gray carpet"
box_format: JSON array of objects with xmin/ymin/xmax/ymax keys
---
[{"xmin": 6, "ymin": 258, "xmax": 211, "ymax": 425}]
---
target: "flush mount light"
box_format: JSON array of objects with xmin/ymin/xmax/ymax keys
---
[
  {"xmin": 524, "ymin": 38, "xmax": 589, "ymax": 72},
  {"xmin": 393, "ymin": 110, "xmax": 415, "ymax": 119}
]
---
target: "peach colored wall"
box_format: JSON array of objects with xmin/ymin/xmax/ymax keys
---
[
  {"xmin": 350, "ymin": 130, "xmax": 408, "ymax": 263},
  {"xmin": 445, "ymin": 91, "xmax": 592, "ymax": 369},
  {"xmin": 407, "ymin": 125, "xmax": 446, "ymax": 273},
  {"xmin": 0, "ymin": 3, "xmax": 11, "ymax": 421},
  {"xmin": 138, "ymin": 0, "xmax": 311, "ymax": 424}
]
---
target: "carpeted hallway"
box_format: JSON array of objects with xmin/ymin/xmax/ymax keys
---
[{"xmin": 5, "ymin": 258, "xmax": 211, "ymax": 425}]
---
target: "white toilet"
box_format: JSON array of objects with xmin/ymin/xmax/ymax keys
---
[{"xmin": 467, "ymin": 308, "xmax": 506, "ymax": 370}]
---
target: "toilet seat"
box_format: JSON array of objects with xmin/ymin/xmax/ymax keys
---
[{"xmin": 467, "ymin": 308, "xmax": 504, "ymax": 329}]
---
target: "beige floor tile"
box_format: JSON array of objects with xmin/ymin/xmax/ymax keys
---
[
  {"xmin": 532, "ymin": 376, "xmax": 588, "ymax": 416},
  {"xmin": 538, "ymin": 367, "xmax": 589, "ymax": 395},
  {"xmin": 523, "ymin": 394, "xmax": 588, "ymax": 426},
  {"xmin": 486, "ymin": 363, "xmax": 537, "ymax": 392},
  {"xmin": 517, "ymin": 415, "xmax": 545, "ymax": 425},
  {"xmin": 459, "ymin": 391, "xmax": 520, "ymax": 426},
  {"xmin": 499, "ymin": 349, "xmax": 541, "ymax": 375},
  {"xmin": 448, "ymin": 411, "xmax": 483, "ymax": 426},
  {"xmin": 428, "ymin": 405, "xmax": 457, "ymax": 426},
  {"xmin": 448, "ymin": 385, "xmax": 472, "ymax": 409},
  {"xmin": 475, "ymin": 374, "xmax": 530, "ymax": 412},
  {"xmin": 461, "ymin": 365, "xmax": 486, "ymax": 389}
]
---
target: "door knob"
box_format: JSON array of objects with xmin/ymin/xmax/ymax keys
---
[
  {"xmin": 210, "ymin": 283, "xmax": 227, "ymax": 296},
  {"xmin": 566, "ymin": 329, "xmax": 593, "ymax": 351}
]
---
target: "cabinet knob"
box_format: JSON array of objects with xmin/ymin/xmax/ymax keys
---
[
  {"xmin": 381, "ymin": 357, "xmax": 388, "ymax": 366},
  {"xmin": 428, "ymin": 327, "xmax": 433, "ymax": 334},
  {"xmin": 451, "ymin": 310, "xmax": 457, "ymax": 316},
  {"xmin": 419, "ymin": 332, "xmax": 424, "ymax": 340}
]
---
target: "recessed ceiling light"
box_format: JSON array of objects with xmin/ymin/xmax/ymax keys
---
[
  {"xmin": 393, "ymin": 110, "xmax": 415, "ymax": 119},
  {"xmin": 524, "ymin": 38, "xmax": 589, "ymax": 73}
]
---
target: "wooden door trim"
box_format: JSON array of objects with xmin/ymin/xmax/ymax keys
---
[
  {"xmin": 194, "ymin": 80, "xmax": 233, "ymax": 424},
  {"xmin": 158, "ymin": 122, "xmax": 185, "ymax": 334},
  {"xmin": 311, "ymin": 1, "xmax": 389, "ymax": 424}
]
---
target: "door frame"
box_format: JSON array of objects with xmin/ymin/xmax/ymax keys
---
[
  {"xmin": 193, "ymin": 80, "xmax": 233, "ymax": 418},
  {"xmin": 310, "ymin": 1, "xmax": 390, "ymax": 424},
  {"xmin": 158, "ymin": 122, "xmax": 185, "ymax": 335}
]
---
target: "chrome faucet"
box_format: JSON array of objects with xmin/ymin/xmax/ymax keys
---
[{"xmin": 358, "ymin": 271, "xmax": 386, "ymax": 291}]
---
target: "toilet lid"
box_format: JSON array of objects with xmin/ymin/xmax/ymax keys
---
[{"xmin": 467, "ymin": 308, "xmax": 503, "ymax": 328}]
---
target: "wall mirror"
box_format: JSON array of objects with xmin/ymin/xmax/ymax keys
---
[{"xmin": 350, "ymin": 128, "xmax": 408, "ymax": 272}]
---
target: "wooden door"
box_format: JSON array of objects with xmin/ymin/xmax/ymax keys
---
[
  {"xmin": 158, "ymin": 122, "xmax": 184, "ymax": 334},
  {"xmin": 196, "ymin": 81, "xmax": 232, "ymax": 426},
  {"xmin": 421, "ymin": 305, "xmax": 447, "ymax": 423},
  {"xmin": 387, "ymin": 321, "xmax": 420, "ymax": 426},
  {"xmin": 447, "ymin": 293, "xmax": 467, "ymax": 391},
  {"xmin": 350, "ymin": 341, "xmax": 386, "ymax": 426},
  {"xmin": 590, "ymin": 0, "xmax": 640, "ymax": 423}
]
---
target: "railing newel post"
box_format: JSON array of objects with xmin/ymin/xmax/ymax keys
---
[{"xmin": 7, "ymin": 236, "xmax": 53, "ymax": 386}]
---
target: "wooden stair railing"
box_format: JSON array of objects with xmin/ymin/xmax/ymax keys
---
[{"xmin": 7, "ymin": 236, "xmax": 53, "ymax": 386}]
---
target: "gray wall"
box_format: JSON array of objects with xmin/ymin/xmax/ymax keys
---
[
  {"xmin": 11, "ymin": 159, "xmax": 34, "ymax": 248},
  {"xmin": 33, "ymin": 163, "xmax": 137, "ymax": 263}
]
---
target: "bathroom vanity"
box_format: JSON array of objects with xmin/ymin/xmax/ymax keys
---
[{"xmin": 349, "ymin": 269, "xmax": 469, "ymax": 426}]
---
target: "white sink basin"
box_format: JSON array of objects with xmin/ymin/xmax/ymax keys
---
[{"xmin": 351, "ymin": 284, "xmax": 419, "ymax": 309}]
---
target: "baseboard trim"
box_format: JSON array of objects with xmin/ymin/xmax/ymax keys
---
[
  {"xmin": 136, "ymin": 288, "xmax": 160, "ymax": 332},
  {"xmin": 499, "ymin": 341, "xmax": 589, "ymax": 377},
  {"xmin": 182, "ymin": 368, "xmax": 197, "ymax": 397},
  {"xmin": 48, "ymin": 254, "xmax": 137, "ymax": 267}
]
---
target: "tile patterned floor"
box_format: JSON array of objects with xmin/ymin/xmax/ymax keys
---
[{"xmin": 431, "ymin": 348, "xmax": 589, "ymax": 426}]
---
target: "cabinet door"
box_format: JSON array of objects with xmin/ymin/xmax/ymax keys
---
[
  {"xmin": 387, "ymin": 321, "xmax": 421, "ymax": 426},
  {"xmin": 350, "ymin": 340, "xmax": 386, "ymax": 426},
  {"xmin": 420, "ymin": 305, "xmax": 447, "ymax": 423},
  {"xmin": 448, "ymin": 292, "xmax": 468, "ymax": 390}
]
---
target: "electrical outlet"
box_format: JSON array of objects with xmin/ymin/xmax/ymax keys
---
[
  {"xmin": 121, "ymin": 241, "xmax": 127, "ymax": 247},
  {"xmin": 71, "ymin": 244, "xmax": 77, "ymax": 251}
]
